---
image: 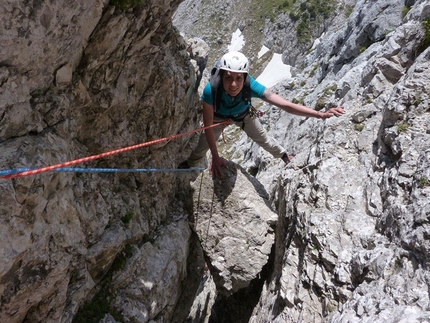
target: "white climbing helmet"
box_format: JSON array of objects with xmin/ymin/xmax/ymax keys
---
[{"xmin": 219, "ymin": 51, "xmax": 249, "ymax": 73}]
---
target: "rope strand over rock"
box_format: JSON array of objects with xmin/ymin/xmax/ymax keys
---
[{"xmin": 0, "ymin": 120, "xmax": 230, "ymax": 179}]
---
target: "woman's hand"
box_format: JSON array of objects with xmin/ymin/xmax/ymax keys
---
[
  {"xmin": 320, "ymin": 106, "xmax": 345, "ymax": 118},
  {"xmin": 210, "ymin": 155, "xmax": 228, "ymax": 178}
]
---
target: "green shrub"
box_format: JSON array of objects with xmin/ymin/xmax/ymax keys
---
[
  {"xmin": 402, "ymin": 6, "xmax": 411, "ymax": 19},
  {"xmin": 324, "ymin": 84, "xmax": 337, "ymax": 94},
  {"xmin": 297, "ymin": 21, "xmax": 311, "ymax": 43},
  {"xmin": 292, "ymin": 97, "xmax": 305, "ymax": 105},
  {"xmin": 289, "ymin": 0, "xmax": 335, "ymax": 43},
  {"xmin": 121, "ymin": 210, "xmax": 134, "ymax": 224},
  {"xmin": 278, "ymin": 0, "xmax": 293, "ymax": 11},
  {"xmin": 420, "ymin": 19, "xmax": 430, "ymax": 50},
  {"xmin": 397, "ymin": 122, "xmax": 409, "ymax": 133},
  {"xmin": 354, "ymin": 123, "xmax": 365, "ymax": 132},
  {"xmin": 345, "ymin": 5, "xmax": 354, "ymax": 18},
  {"xmin": 309, "ymin": 63, "xmax": 319, "ymax": 77},
  {"xmin": 419, "ymin": 177, "xmax": 428, "ymax": 187},
  {"xmin": 315, "ymin": 97, "xmax": 326, "ymax": 110},
  {"xmin": 290, "ymin": 11, "xmax": 300, "ymax": 21}
]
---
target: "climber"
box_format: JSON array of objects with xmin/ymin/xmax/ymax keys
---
[{"xmin": 179, "ymin": 51, "xmax": 345, "ymax": 178}]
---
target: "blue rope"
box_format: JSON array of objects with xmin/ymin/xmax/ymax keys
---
[
  {"xmin": 0, "ymin": 167, "xmax": 205, "ymax": 177},
  {"xmin": 0, "ymin": 168, "xmax": 33, "ymax": 177}
]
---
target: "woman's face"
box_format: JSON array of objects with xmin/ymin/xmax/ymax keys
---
[{"xmin": 222, "ymin": 71, "xmax": 245, "ymax": 97}]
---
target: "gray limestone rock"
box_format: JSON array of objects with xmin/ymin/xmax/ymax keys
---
[
  {"xmin": 190, "ymin": 161, "xmax": 276, "ymax": 296},
  {"xmin": 1, "ymin": 0, "xmax": 430, "ymax": 322}
]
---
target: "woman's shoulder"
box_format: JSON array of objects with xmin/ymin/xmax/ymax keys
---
[
  {"xmin": 248, "ymin": 75, "xmax": 266, "ymax": 97},
  {"xmin": 201, "ymin": 82, "xmax": 214, "ymax": 104},
  {"xmin": 203, "ymin": 82, "xmax": 214, "ymax": 96}
]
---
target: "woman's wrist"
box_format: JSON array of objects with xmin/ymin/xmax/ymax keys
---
[{"xmin": 316, "ymin": 111, "xmax": 323, "ymax": 119}]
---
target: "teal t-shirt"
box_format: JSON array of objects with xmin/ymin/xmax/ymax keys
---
[{"xmin": 201, "ymin": 75, "xmax": 266, "ymax": 118}]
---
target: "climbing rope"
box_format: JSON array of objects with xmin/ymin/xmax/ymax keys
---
[
  {"xmin": 0, "ymin": 120, "xmax": 230, "ymax": 179},
  {"xmin": 0, "ymin": 167, "xmax": 205, "ymax": 177}
]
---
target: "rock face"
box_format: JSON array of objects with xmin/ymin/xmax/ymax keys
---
[
  {"xmin": 0, "ymin": 1, "xmax": 203, "ymax": 322},
  {"xmin": 191, "ymin": 161, "xmax": 276, "ymax": 296},
  {"xmin": 1, "ymin": 0, "xmax": 430, "ymax": 323},
  {"xmin": 232, "ymin": 2, "xmax": 430, "ymax": 323},
  {"xmin": 111, "ymin": 220, "xmax": 192, "ymax": 323},
  {"xmin": 175, "ymin": 0, "xmax": 430, "ymax": 322}
]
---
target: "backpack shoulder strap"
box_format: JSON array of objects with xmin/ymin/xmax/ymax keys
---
[
  {"xmin": 210, "ymin": 62, "xmax": 222, "ymax": 112},
  {"xmin": 210, "ymin": 63, "xmax": 252, "ymax": 111},
  {"xmin": 242, "ymin": 74, "xmax": 251, "ymax": 105}
]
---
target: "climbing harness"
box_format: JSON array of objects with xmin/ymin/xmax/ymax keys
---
[{"xmin": 249, "ymin": 105, "xmax": 265, "ymax": 119}]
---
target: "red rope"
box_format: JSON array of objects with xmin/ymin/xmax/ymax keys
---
[{"xmin": 2, "ymin": 120, "xmax": 231, "ymax": 179}]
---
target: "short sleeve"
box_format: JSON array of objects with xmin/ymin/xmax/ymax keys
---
[
  {"xmin": 249, "ymin": 76, "xmax": 266, "ymax": 98},
  {"xmin": 201, "ymin": 83, "xmax": 214, "ymax": 105}
]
